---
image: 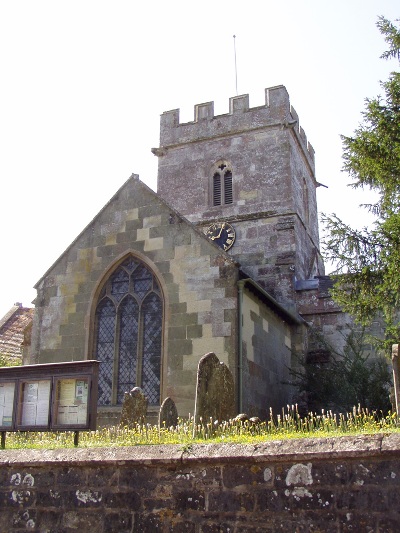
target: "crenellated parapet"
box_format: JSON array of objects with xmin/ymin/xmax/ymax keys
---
[{"xmin": 158, "ymin": 85, "xmax": 315, "ymax": 171}]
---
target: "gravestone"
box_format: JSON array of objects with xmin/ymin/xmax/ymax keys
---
[
  {"xmin": 120, "ymin": 387, "xmax": 148, "ymax": 428},
  {"xmin": 159, "ymin": 397, "xmax": 178, "ymax": 428},
  {"xmin": 194, "ymin": 352, "xmax": 235, "ymax": 425}
]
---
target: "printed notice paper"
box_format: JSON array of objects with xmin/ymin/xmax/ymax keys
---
[
  {"xmin": 56, "ymin": 378, "xmax": 88, "ymax": 425},
  {"xmin": 20, "ymin": 380, "xmax": 50, "ymax": 426},
  {"xmin": 0, "ymin": 382, "xmax": 15, "ymax": 427}
]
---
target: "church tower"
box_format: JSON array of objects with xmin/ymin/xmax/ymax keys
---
[{"xmin": 154, "ymin": 86, "xmax": 324, "ymax": 308}]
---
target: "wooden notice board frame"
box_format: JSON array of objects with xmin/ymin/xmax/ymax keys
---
[{"xmin": 0, "ymin": 360, "xmax": 99, "ymax": 433}]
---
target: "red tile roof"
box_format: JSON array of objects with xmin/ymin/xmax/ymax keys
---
[{"xmin": 0, "ymin": 304, "xmax": 34, "ymax": 363}]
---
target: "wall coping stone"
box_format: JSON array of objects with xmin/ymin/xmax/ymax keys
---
[{"xmin": 0, "ymin": 433, "xmax": 399, "ymax": 467}]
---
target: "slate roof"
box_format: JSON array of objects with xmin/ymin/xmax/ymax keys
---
[{"xmin": 0, "ymin": 304, "xmax": 34, "ymax": 362}]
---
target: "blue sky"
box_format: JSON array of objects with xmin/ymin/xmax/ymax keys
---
[{"xmin": 0, "ymin": 0, "xmax": 399, "ymax": 318}]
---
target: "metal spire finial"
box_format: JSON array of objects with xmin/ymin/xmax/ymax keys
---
[{"xmin": 233, "ymin": 35, "xmax": 238, "ymax": 96}]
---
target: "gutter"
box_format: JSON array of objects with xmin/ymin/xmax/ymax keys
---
[{"xmin": 239, "ymin": 278, "xmax": 307, "ymax": 326}]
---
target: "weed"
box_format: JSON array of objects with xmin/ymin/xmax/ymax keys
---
[{"xmin": 1, "ymin": 405, "xmax": 398, "ymax": 450}]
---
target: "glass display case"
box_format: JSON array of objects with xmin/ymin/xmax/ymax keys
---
[{"xmin": 0, "ymin": 360, "xmax": 99, "ymax": 432}]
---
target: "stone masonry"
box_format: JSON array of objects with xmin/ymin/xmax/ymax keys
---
[
  {"xmin": 0, "ymin": 434, "xmax": 399, "ymax": 532},
  {"xmin": 30, "ymin": 175, "xmax": 239, "ymax": 418},
  {"xmin": 155, "ymin": 86, "xmax": 325, "ymax": 307}
]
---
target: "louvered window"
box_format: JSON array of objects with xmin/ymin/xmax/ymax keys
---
[
  {"xmin": 213, "ymin": 173, "xmax": 222, "ymax": 206},
  {"xmin": 94, "ymin": 256, "xmax": 162, "ymax": 406},
  {"xmin": 224, "ymin": 171, "xmax": 233, "ymax": 204},
  {"xmin": 212, "ymin": 163, "xmax": 233, "ymax": 206}
]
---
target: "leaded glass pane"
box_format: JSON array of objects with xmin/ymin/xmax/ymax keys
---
[
  {"xmin": 117, "ymin": 296, "xmax": 139, "ymax": 405},
  {"xmin": 132, "ymin": 265, "xmax": 153, "ymax": 299},
  {"xmin": 111, "ymin": 268, "xmax": 129, "ymax": 301},
  {"xmin": 153, "ymin": 278, "xmax": 160, "ymax": 293},
  {"xmin": 94, "ymin": 256, "xmax": 163, "ymax": 408},
  {"xmin": 121, "ymin": 257, "xmax": 139, "ymax": 273},
  {"xmin": 141, "ymin": 293, "xmax": 162, "ymax": 404},
  {"xmin": 95, "ymin": 299, "xmax": 116, "ymax": 406}
]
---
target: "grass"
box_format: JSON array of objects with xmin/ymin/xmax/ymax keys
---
[{"xmin": 1, "ymin": 405, "xmax": 399, "ymax": 450}]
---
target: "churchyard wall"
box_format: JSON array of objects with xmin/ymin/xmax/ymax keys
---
[{"xmin": 0, "ymin": 433, "xmax": 399, "ymax": 532}]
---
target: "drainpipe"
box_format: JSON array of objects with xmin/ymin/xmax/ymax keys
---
[
  {"xmin": 237, "ymin": 280, "xmax": 245, "ymax": 414},
  {"xmin": 392, "ymin": 344, "xmax": 400, "ymax": 415}
]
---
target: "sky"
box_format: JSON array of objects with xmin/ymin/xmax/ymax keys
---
[{"xmin": 0, "ymin": 0, "xmax": 399, "ymax": 319}]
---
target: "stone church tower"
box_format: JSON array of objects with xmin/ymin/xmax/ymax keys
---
[
  {"xmin": 27, "ymin": 84, "xmax": 351, "ymax": 423},
  {"xmin": 155, "ymin": 85, "xmax": 325, "ymax": 309}
]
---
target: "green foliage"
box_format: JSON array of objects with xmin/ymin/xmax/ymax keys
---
[
  {"xmin": 378, "ymin": 16, "xmax": 400, "ymax": 61},
  {"xmin": 0, "ymin": 354, "xmax": 21, "ymax": 367},
  {"xmin": 291, "ymin": 328, "xmax": 392, "ymax": 414},
  {"xmin": 2, "ymin": 406, "xmax": 399, "ymax": 450},
  {"xmin": 322, "ymin": 17, "xmax": 400, "ymax": 348}
]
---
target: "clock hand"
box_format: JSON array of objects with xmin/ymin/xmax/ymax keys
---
[
  {"xmin": 215, "ymin": 223, "xmax": 225, "ymax": 239},
  {"xmin": 208, "ymin": 223, "xmax": 225, "ymax": 240}
]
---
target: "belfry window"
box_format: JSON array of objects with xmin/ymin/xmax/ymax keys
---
[
  {"xmin": 93, "ymin": 256, "xmax": 162, "ymax": 406},
  {"xmin": 212, "ymin": 163, "xmax": 233, "ymax": 206}
]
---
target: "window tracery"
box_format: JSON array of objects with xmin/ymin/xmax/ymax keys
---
[
  {"xmin": 212, "ymin": 162, "xmax": 233, "ymax": 206},
  {"xmin": 93, "ymin": 256, "xmax": 162, "ymax": 406}
]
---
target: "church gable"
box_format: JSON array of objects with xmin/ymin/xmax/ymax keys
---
[{"xmin": 30, "ymin": 174, "xmax": 240, "ymax": 417}]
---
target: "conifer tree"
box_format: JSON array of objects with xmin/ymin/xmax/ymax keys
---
[{"xmin": 322, "ymin": 17, "xmax": 400, "ymax": 348}]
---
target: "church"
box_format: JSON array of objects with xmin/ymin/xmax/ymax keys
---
[{"xmin": 28, "ymin": 85, "xmax": 349, "ymax": 425}]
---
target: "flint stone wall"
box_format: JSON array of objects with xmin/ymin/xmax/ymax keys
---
[{"xmin": 0, "ymin": 434, "xmax": 399, "ymax": 532}]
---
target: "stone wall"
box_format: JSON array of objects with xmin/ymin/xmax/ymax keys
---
[
  {"xmin": 30, "ymin": 175, "xmax": 239, "ymax": 418},
  {"xmin": 156, "ymin": 86, "xmax": 324, "ymax": 306},
  {"xmin": 0, "ymin": 434, "xmax": 399, "ymax": 532},
  {"xmin": 241, "ymin": 288, "xmax": 295, "ymax": 417}
]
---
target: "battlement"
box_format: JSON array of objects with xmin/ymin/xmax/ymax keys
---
[{"xmin": 158, "ymin": 85, "xmax": 315, "ymax": 169}]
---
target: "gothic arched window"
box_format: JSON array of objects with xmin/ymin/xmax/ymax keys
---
[
  {"xmin": 93, "ymin": 256, "xmax": 162, "ymax": 406},
  {"xmin": 212, "ymin": 162, "xmax": 233, "ymax": 206}
]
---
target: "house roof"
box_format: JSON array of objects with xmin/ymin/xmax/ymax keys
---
[{"xmin": 0, "ymin": 304, "xmax": 34, "ymax": 361}]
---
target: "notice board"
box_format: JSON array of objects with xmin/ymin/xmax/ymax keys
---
[{"xmin": 0, "ymin": 360, "xmax": 99, "ymax": 432}]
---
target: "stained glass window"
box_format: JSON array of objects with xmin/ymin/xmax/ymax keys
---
[{"xmin": 94, "ymin": 257, "xmax": 162, "ymax": 406}]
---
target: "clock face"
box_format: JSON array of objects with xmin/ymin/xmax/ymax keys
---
[{"xmin": 205, "ymin": 222, "xmax": 236, "ymax": 251}]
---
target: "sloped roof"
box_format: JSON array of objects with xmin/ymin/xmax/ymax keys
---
[
  {"xmin": 239, "ymin": 277, "xmax": 307, "ymax": 326},
  {"xmin": 0, "ymin": 304, "xmax": 34, "ymax": 360},
  {"xmin": 34, "ymin": 173, "xmax": 239, "ymax": 288}
]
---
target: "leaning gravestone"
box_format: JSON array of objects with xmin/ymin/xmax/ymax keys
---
[
  {"xmin": 159, "ymin": 397, "xmax": 178, "ymax": 428},
  {"xmin": 194, "ymin": 352, "xmax": 235, "ymax": 426},
  {"xmin": 120, "ymin": 387, "xmax": 148, "ymax": 428}
]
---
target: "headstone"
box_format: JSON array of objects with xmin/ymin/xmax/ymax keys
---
[
  {"xmin": 194, "ymin": 352, "xmax": 235, "ymax": 425},
  {"xmin": 159, "ymin": 397, "xmax": 178, "ymax": 428},
  {"xmin": 120, "ymin": 387, "xmax": 148, "ymax": 428},
  {"xmin": 234, "ymin": 413, "xmax": 249, "ymax": 424}
]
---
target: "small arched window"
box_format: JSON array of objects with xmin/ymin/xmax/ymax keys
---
[
  {"xmin": 93, "ymin": 256, "xmax": 162, "ymax": 406},
  {"xmin": 212, "ymin": 162, "xmax": 233, "ymax": 206}
]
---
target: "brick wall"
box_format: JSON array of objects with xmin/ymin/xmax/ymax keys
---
[{"xmin": 0, "ymin": 434, "xmax": 399, "ymax": 532}]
